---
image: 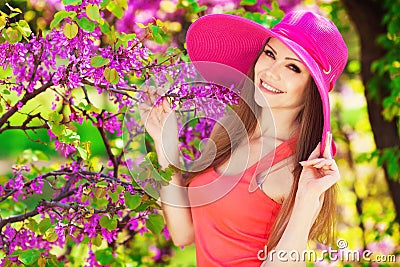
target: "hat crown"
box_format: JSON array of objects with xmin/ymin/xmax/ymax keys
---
[{"xmin": 273, "ymin": 11, "xmax": 348, "ymax": 91}]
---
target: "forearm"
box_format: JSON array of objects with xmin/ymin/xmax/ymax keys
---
[
  {"xmin": 155, "ymin": 143, "xmax": 195, "ymax": 247},
  {"xmin": 261, "ymin": 195, "xmax": 319, "ymax": 267}
]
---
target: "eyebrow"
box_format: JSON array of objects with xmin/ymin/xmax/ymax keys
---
[
  {"xmin": 285, "ymin": 57, "xmax": 303, "ymax": 64},
  {"xmin": 265, "ymin": 44, "xmax": 304, "ymax": 64},
  {"xmin": 265, "ymin": 44, "xmax": 277, "ymax": 55}
]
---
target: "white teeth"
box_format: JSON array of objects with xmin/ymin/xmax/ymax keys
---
[{"xmin": 261, "ymin": 81, "xmax": 283, "ymax": 93}]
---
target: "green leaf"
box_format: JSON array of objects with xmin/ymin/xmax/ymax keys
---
[
  {"xmin": 18, "ymin": 249, "xmax": 41, "ymax": 265},
  {"xmin": 103, "ymin": 67, "xmax": 119, "ymax": 84},
  {"xmin": 159, "ymin": 167, "xmax": 173, "ymax": 181},
  {"xmin": 136, "ymin": 22, "xmax": 147, "ymax": 29},
  {"xmin": 9, "ymin": 13, "xmax": 20, "ymax": 18},
  {"xmin": 270, "ymin": 0, "xmax": 285, "ymax": 20},
  {"xmin": 2, "ymin": 27, "xmax": 22, "ymax": 44},
  {"xmin": 86, "ymin": 4, "xmax": 101, "ymax": 22},
  {"xmin": 27, "ymin": 218, "xmax": 38, "ymax": 232},
  {"xmin": 95, "ymin": 187, "xmax": 106, "ymax": 198},
  {"xmin": 46, "ymin": 254, "xmax": 59, "ymax": 267},
  {"xmin": 144, "ymin": 183, "xmax": 159, "ymax": 199},
  {"xmin": 45, "ymin": 228, "xmax": 59, "ymax": 242},
  {"xmin": 124, "ymin": 192, "xmax": 141, "ymax": 210},
  {"xmin": 115, "ymin": 32, "xmax": 137, "ymax": 48},
  {"xmin": 63, "ymin": 22, "xmax": 78, "ymax": 39},
  {"xmin": 51, "ymin": 124, "xmax": 66, "ymax": 136},
  {"xmin": 92, "ymin": 234, "xmax": 103, "ymax": 247},
  {"xmin": 91, "ymin": 55, "xmax": 110, "ymax": 68},
  {"xmin": 38, "ymin": 256, "xmax": 47, "ymax": 267},
  {"xmin": 107, "ymin": 1, "xmax": 124, "ymax": 19},
  {"xmin": 5, "ymin": 3, "xmax": 22, "ymax": 13},
  {"xmin": 146, "ymin": 152, "xmax": 160, "ymax": 168},
  {"xmin": 77, "ymin": 146, "xmax": 88, "ymax": 160},
  {"xmin": 145, "ymin": 214, "xmax": 164, "ymax": 234},
  {"xmin": 240, "ymin": 0, "xmax": 257, "ymax": 5},
  {"xmin": 0, "ymin": 16, "xmax": 6, "ymax": 30},
  {"xmin": 11, "ymin": 249, "xmax": 23, "ymax": 257},
  {"xmin": 165, "ymin": 73, "xmax": 174, "ymax": 84},
  {"xmin": 99, "ymin": 215, "xmax": 118, "ymax": 230},
  {"xmin": 95, "ymin": 248, "xmax": 115, "ymax": 265},
  {"xmin": 96, "ymin": 181, "xmax": 108, "ymax": 187},
  {"xmin": 137, "ymin": 170, "xmax": 148, "ymax": 181},
  {"xmin": 39, "ymin": 218, "xmax": 52, "ymax": 234},
  {"xmin": 62, "ymin": 0, "xmax": 82, "ymax": 6},
  {"xmin": 50, "ymin": 11, "xmax": 76, "ymax": 29},
  {"xmin": 49, "ymin": 111, "xmax": 63, "ymax": 123},
  {"xmin": 192, "ymin": 3, "xmax": 207, "ymax": 13},
  {"xmin": 108, "ymin": 189, "xmax": 120, "ymax": 203},
  {"xmin": 100, "ymin": 0, "xmax": 111, "ymax": 8},
  {"xmin": 75, "ymin": 17, "xmax": 96, "ymax": 32},
  {"xmin": 61, "ymin": 128, "xmax": 80, "ymax": 144},
  {"xmin": 16, "ymin": 20, "xmax": 32, "ymax": 37},
  {"xmin": 116, "ymin": 0, "xmax": 128, "ymax": 9},
  {"xmin": 100, "ymin": 20, "xmax": 111, "ymax": 34}
]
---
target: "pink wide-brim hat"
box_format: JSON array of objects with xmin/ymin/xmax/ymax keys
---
[{"xmin": 186, "ymin": 11, "xmax": 348, "ymax": 156}]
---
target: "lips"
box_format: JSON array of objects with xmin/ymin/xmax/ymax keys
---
[{"xmin": 259, "ymin": 79, "xmax": 285, "ymax": 94}]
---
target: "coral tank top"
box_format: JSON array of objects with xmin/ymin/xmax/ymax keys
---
[{"xmin": 187, "ymin": 137, "xmax": 297, "ymax": 267}]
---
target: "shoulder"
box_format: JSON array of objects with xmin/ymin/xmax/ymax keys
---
[{"xmin": 258, "ymin": 156, "xmax": 296, "ymax": 204}]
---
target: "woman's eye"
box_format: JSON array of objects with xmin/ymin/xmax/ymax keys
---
[
  {"xmin": 264, "ymin": 50, "xmax": 275, "ymax": 59},
  {"xmin": 288, "ymin": 64, "xmax": 301, "ymax": 73}
]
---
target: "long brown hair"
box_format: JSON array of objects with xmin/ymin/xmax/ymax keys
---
[{"xmin": 185, "ymin": 43, "xmax": 338, "ymax": 248}]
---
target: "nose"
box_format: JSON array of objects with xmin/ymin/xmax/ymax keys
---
[{"xmin": 263, "ymin": 62, "xmax": 280, "ymax": 81}]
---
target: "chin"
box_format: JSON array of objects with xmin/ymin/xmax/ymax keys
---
[{"xmin": 254, "ymin": 89, "xmax": 270, "ymax": 108}]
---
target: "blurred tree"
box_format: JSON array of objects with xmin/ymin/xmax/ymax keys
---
[{"xmin": 341, "ymin": 0, "xmax": 400, "ymax": 222}]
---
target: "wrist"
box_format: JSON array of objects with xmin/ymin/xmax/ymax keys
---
[
  {"xmin": 155, "ymin": 143, "xmax": 179, "ymax": 169},
  {"xmin": 294, "ymin": 194, "xmax": 320, "ymax": 215}
]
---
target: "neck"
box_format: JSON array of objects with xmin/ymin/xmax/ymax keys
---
[{"xmin": 255, "ymin": 106, "xmax": 302, "ymax": 141}]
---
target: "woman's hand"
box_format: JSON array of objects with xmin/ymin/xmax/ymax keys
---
[
  {"xmin": 296, "ymin": 132, "xmax": 341, "ymax": 215},
  {"xmin": 138, "ymin": 86, "xmax": 179, "ymax": 166}
]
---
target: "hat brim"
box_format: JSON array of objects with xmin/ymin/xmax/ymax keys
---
[{"xmin": 186, "ymin": 13, "xmax": 334, "ymax": 156}]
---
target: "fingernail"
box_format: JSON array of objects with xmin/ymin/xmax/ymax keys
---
[{"xmin": 299, "ymin": 161, "xmax": 305, "ymax": 165}]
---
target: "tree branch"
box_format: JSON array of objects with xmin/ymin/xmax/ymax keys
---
[{"xmin": 0, "ymin": 81, "xmax": 54, "ymax": 129}]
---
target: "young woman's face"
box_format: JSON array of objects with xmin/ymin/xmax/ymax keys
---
[{"xmin": 254, "ymin": 38, "xmax": 311, "ymax": 110}]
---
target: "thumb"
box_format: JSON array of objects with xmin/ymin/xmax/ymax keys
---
[
  {"xmin": 308, "ymin": 142, "xmax": 321, "ymax": 160},
  {"xmin": 162, "ymin": 97, "xmax": 172, "ymax": 112}
]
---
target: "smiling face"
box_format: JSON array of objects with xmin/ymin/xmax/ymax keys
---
[{"xmin": 254, "ymin": 38, "xmax": 311, "ymax": 110}]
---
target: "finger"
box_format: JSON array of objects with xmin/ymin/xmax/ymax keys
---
[
  {"xmin": 314, "ymin": 173, "xmax": 340, "ymax": 192},
  {"xmin": 323, "ymin": 132, "xmax": 333, "ymax": 159},
  {"xmin": 312, "ymin": 159, "xmax": 334, "ymax": 167},
  {"xmin": 299, "ymin": 158, "xmax": 325, "ymax": 166},
  {"xmin": 314, "ymin": 159, "xmax": 338, "ymax": 171},
  {"xmin": 307, "ymin": 142, "xmax": 321, "ymax": 160},
  {"xmin": 162, "ymin": 97, "xmax": 172, "ymax": 112},
  {"xmin": 149, "ymin": 86, "xmax": 156, "ymax": 94},
  {"xmin": 149, "ymin": 91, "xmax": 157, "ymax": 104},
  {"xmin": 157, "ymin": 88, "xmax": 167, "ymax": 96}
]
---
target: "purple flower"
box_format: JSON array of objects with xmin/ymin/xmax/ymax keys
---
[
  {"xmin": 100, "ymin": 228, "xmax": 118, "ymax": 243},
  {"xmin": 55, "ymin": 140, "xmax": 76, "ymax": 157}
]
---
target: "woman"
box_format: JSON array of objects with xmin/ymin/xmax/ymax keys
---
[{"xmin": 139, "ymin": 10, "xmax": 348, "ymax": 267}]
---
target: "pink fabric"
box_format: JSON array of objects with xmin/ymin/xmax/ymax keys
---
[{"xmin": 188, "ymin": 137, "xmax": 297, "ymax": 266}]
